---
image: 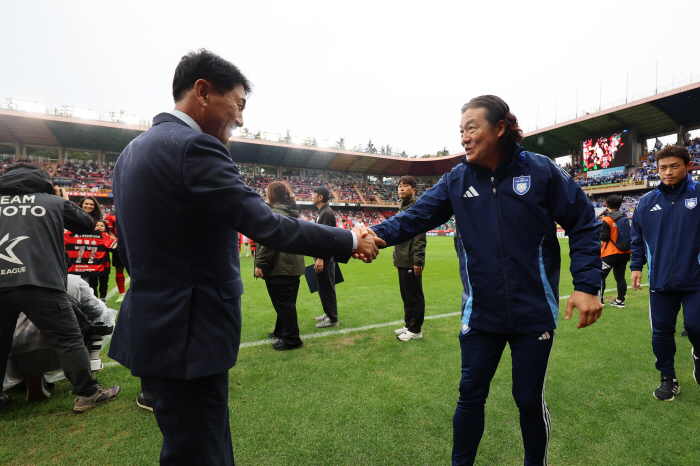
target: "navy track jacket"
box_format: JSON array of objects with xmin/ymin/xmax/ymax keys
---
[
  {"xmin": 372, "ymin": 145, "xmax": 601, "ymax": 334},
  {"xmin": 630, "ymin": 174, "xmax": 700, "ymax": 291}
]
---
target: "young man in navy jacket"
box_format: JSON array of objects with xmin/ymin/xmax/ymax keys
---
[
  {"xmin": 630, "ymin": 145, "xmax": 700, "ymax": 401},
  {"xmin": 370, "ymin": 95, "xmax": 602, "ymax": 466}
]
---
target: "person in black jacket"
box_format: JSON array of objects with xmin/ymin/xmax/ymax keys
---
[
  {"xmin": 0, "ymin": 164, "xmax": 121, "ymax": 413},
  {"xmin": 312, "ymin": 186, "xmax": 340, "ymax": 328},
  {"xmin": 392, "ymin": 176, "xmax": 427, "ymax": 341},
  {"xmin": 598, "ymin": 195, "xmax": 630, "ymax": 308},
  {"xmin": 255, "ymin": 181, "xmax": 305, "ymax": 351}
]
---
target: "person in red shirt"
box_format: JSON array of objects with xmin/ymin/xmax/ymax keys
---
[
  {"xmin": 104, "ymin": 213, "xmax": 126, "ymax": 302},
  {"xmin": 65, "ymin": 222, "xmax": 118, "ymax": 299}
]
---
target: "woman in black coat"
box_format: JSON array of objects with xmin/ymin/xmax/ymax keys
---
[{"xmin": 254, "ymin": 181, "xmax": 306, "ymax": 351}]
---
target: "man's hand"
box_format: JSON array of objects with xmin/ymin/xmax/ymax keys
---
[
  {"xmin": 414, "ymin": 265, "xmax": 423, "ymax": 277},
  {"xmin": 314, "ymin": 258, "xmax": 324, "ymax": 273},
  {"xmin": 54, "ymin": 186, "xmax": 69, "ymax": 200},
  {"xmin": 565, "ymin": 290, "xmax": 603, "ymax": 329},
  {"xmin": 351, "ymin": 227, "xmax": 384, "ymax": 263},
  {"xmin": 631, "ymin": 271, "xmax": 643, "ymax": 290},
  {"xmin": 254, "ymin": 267, "xmax": 264, "ymax": 278},
  {"xmin": 351, "ymin": 227, "xmax": 386, "ymax": 263}
]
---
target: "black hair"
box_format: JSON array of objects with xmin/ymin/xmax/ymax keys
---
[
  {"xmin": 78, "ymin": 196, "xmax": 103, "ymax": 222},
  {"xmin": 461, "ymin": 95, "xmax": 523, "ymax": 149},
  {"xmin": 605, "ymin": 195, "xmax": 623, "ymax": 210},
  {"xmin": 656, "ymin": 145, "xmax": 690, "ymax": 165},
  {"xmin": 172, "ymin": 49, "xmax": 252, "ymax": 102},
  {"xmin": 398, "ymin": 175, "xmax": 417, "ymax": 189}
]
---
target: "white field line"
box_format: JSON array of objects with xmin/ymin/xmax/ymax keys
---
[
  {"xmin": 105, "ymin": 278, "xmax": 130, "ymax": 300},
  {"xmin": 101, "ymin": 283, "xmax": 649, "ymax": 369}
]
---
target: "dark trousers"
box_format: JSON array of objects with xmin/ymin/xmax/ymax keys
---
[
  {"xmin": 397, "ymin": 267, "xmax": 425, "ymax": 333},
  {"xmin": 141, "ymin": 372, "xmax": 234, "ymax": 466},
  {"xmin": 317, "ymin": 259, "xmax": 337, "ymax": 322},
  {"xmin": 600, "ymin": 254, "xmax": 630, "ymax": 301},
  {"xmin": 88, "ymin": 269, "xmax": 110, "ymax": 299},
  {"xmin": 650, "ymin": 290, "xmax": 700, "ymax": 379},
  {"xmin": 453, "ymin": 328, "xmax": 554, "ymax": 466},
  {"xmin": 0, "ymin": 286, "xmax": 97, "ymax": 396},
  {"xmin": 265, "ymin": 275, "xmax": 302, "ymax": 347}
]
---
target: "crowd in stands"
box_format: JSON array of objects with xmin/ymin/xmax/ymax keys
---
[
  {"xmin": 334, "ymin": 182, "xmax": 361, "ymax": 203},
  {"xmin": 288, "ymin": 178, "xmax": 327, "ymax": 201},
  {"xmin": 53, "ymin": 162, "xmax": 113, "ymax": 190}
]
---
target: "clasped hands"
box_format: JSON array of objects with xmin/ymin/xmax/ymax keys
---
[{"xmin": 351, "ymin": 227, "xmax": 386, "ymax": 263}]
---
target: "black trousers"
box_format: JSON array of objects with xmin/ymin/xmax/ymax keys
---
[
  {"xmin": 0, "ymin": 286, "xmax": 97, "ymax": 396},
  {"xmin": 265, "ymin": 275, "xmax": 302, "ymax": 347},
  {"xmin": 398, "ymin": 267, "xmax": 425, "ymax": 333},
  {"xmin": 141, "ymin": 372, "xmax": 234, "ymax": 466},
  {"xmin": 601, "ymin": 254, "xmax": 630, "ymax": 301},
  {"xmin": 317, "ymin": 259, "xmax": 338, "ymax": 322},
  {"xmin": 88, "ymin": 268, "xmax": 110, "ymax": 299}
]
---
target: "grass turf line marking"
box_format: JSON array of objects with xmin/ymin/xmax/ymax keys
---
[
  {"xmin": 100, "ymin": 283, "xmax": 650, "ymax": 366},
  {"xmin": 105, "ymin": 278, "xmax": 131, "ymax": 300}
]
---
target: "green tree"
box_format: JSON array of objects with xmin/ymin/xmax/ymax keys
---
[
  {"xmin": 366, "ymin": 139, "xmax": 377, "ymax": 154},
  {"xmin": 335, "ymin": 137, "xmax": 346, "ymax": 150}
]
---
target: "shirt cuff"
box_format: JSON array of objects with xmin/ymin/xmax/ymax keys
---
[{"xmin": 350, "ymin": 231, "xmax": 358, "ymax": 252}]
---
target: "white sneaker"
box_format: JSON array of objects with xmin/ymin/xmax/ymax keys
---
[
  {"xmin": 394, "ymin": 326, "xmax": 408, "ymax": 335},
  {"xmin": 315, "ymin": 316, "xmax": 339, "ymax": 328},
  {"xmin": 314, "ymin": 313, "xmax": 327, "ymax": 321},
  {"xmin": 398, "ymin": 331, "xmax": 422, "ymax": 341}
]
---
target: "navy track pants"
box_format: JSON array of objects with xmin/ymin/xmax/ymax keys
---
[
  {"xmin": 453, "ymin": 327, "xmax": 554, "ymax": 466},
  {"xmin": 649, "ymin": 289, "xmax": 700, "ymax": 379}
]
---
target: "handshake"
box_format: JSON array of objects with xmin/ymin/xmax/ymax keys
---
[{"xmin": 350, "ymin": 227, "xmax": 386, "ymax": 263}]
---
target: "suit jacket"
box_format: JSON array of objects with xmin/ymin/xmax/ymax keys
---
[
  {"xmin": 108, "ymin": 113, "xmax": 354, "ymax": 380},
  {"xmin": 315, "ymin": 203, "xmax": 336, "ymax": 261}
]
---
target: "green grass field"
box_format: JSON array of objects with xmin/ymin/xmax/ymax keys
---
[{"xmin": 2, "ymin": 237, "xmax": 699, "ymax": 465}]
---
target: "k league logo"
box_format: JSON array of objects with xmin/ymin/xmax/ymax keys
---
[
  {"xmin": 686, "ymin": 198, "xmax": 697, "ymax": 209},
  {"xmin": 513, "ymin": 176, "xmax": 530, "ymax": 195}
]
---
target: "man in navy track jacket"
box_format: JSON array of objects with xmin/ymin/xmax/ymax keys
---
[
  {"xmin": 630, "ymin": 144, "xmax": 700, "ymax": 402},
  {"xmin": 370, "ymin": 95, "xmax": 602, "ymax": 466}
]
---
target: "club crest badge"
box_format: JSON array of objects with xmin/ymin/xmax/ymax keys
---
[
  {"xmin": 513, "ymin": 176, "xmax": 530, "ymax": 195},
  {"xmin": 686, "ymin": 198, "xmax": 697, "ymax": 209}
]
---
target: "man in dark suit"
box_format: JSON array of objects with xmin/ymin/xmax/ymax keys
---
[
  {"xmin": 108, "ymin": 49, "xmax": 382, "ymax": 465},
  {"xmin": 312, "ymin": 186, "xmax": 340, "ymax": 328}
]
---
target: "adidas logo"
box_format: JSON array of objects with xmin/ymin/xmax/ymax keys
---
[
  {"xmin": 463, "ymin": 186, "xmax": 479, "ymax": 198},
  {"xmin": 538, "ymin": 331, "xmax": 551, "ymax": 340},
  {"xmin": 650, "ymin": 204, "xmax": 662, "ymax": 212}
]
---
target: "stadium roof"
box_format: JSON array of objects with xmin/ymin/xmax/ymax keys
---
[
  {"xmin": 3, "ymin": 80, "xmax": 700, "ymax": 173},
  {"xmin": 228, "ymin": 138, "xmax": 462, "ymax": 176},
  {"xmin": 521, "ymin": 81, "xmax": 700, "ymax": 158},
  {"xmin": 0, "ymin": 109, "xmax": 145, "ymax": 154},
  {"xmin": 0, "ymin": 108, "xmax": 463, "ymax": 176}
]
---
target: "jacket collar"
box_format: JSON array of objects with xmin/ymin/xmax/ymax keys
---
[
  {"xmin": 658, "ymin": 173, "xmax": 694, "ymax": 197},
  {"xmin": 399, "ymin": 195, "xmax": 417, "ymax": 210},
  {"xmin": 153, "ymin": 112, "xmax": 193, "ymax": 129},
  {"xmin": 461, "ymin": 144, "xmax": 526, "ymax": 178}
]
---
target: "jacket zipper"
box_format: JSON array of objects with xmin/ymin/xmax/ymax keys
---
[
  {"xmin": 671, "ymin": 200, "xmax": 675, "ymax": 288},
  {"xmin": 492, "ymin": 175, "xmax": 512, "ymax": 330}
]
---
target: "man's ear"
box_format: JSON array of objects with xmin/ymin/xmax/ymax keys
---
[{"xmin": 193, "ymin": 79, "xmax": 211, "ymax": 108}]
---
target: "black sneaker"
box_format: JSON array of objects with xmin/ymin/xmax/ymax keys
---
[
  {"xmin": 272, "ymin": 340, "xmax": 303, "ymax": 351},
  {"xmin": 609, "ymin": 299, "xmax": 625, "ymax": 308},
  {"xmin": 26, "ymin": 374, "xmax": 53, "ymax": 402},
  {"xmin": 653, "ymin": 377, "xmax": 680, "ymax": 401},
  {"xmin": 268, "ymin": 332, "xmax": 281, "ymax": 340},
  {"xmin": 681, "ymin": 329, "xmax": 689, "ymax": 337},
  {"xmin": 693, "ymin": 348, "xmax": 700, "ymax": 386},
  {"xmin": 136, "ymin": 393, "xmax": 154, "ymax": 412}
]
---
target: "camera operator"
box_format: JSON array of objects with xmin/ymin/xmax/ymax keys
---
[{"xmin": 0, "ymin": 163, "xmax": 121, "ymax": 412}]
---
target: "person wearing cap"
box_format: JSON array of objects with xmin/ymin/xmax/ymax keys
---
[{"xmin": 312, "ymin": 186, "xmax": 340, "ymax": 328}]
